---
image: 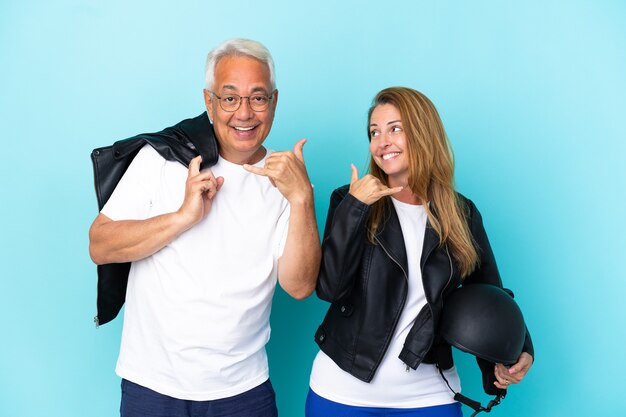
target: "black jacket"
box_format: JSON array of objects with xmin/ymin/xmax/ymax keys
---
[
  {"xmin": 314, "ymin": 185, "xmax": 534, "ymax": 394},
  {"xmin": 90, "ymin": 113, "xmax": 219, "ymax": 326}
]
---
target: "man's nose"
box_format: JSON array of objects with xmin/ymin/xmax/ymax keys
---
[{"xmin": 234, "ymin": 98, "xmax": 253, "ymax": 119}]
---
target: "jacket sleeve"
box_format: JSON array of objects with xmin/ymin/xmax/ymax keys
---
[
  {"xmin": 463, "ymin": 198, "xmax": 535, "ymax": 358},
  {"xmin": 463, "ymin": 198, "xmax": 502, "ymax": 287},
  {"xmin": 316, "ymin": 186, "xmax": 371, "ymax": 303}
]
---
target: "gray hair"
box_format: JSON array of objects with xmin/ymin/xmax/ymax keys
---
[{"xmin": 204, "ymin": 38, "xmax": 276, "ymax": 91}]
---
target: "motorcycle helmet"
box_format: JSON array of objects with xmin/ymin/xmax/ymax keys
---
[
  {"xmin": 440, "ymin": 283, "xmax": 526, "ymax": 365},
  {"xmin": 438, "ymin": 284, "xmax": 527, "ymax": 416}
]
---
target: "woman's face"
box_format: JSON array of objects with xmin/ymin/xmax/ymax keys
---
[{"xmin": 369, "ymin": 103, "xmax": 409, "ymax": 185}]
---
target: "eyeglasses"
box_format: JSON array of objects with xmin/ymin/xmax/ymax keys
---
[{"xmin": 207, "ymin": 90, "xmax": 275, "ymax": 112}]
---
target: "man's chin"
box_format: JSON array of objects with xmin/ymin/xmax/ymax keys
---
[{"xmin": 219, "ymin": 142, "xmax": 267, "ymax": 164}]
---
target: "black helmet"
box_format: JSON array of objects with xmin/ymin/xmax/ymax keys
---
[
  {"xmin": 440, "ymin": 284, "xmax": 526, "ymax": 365},
  {"xmin": 437, "ymin": 284, "xmax": 527, "ymax": 416}
]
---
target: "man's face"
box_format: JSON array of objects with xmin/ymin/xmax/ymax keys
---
[{"xmin": 204, "ymin": 55, "xmax": 277, "ymax": 165}]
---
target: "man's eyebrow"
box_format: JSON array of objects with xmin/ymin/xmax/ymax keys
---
[
  {"xmin": 220, "ymin": 85, "xmax": 270, "ymax": 94},
  {"xmin": 251, "ymin": 86, "xmax": 271, "ymax": 94}
]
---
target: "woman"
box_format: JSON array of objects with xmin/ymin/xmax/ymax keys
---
[{"xmin": 306, "ymin": 87, "xmax": 533, "ymax": 416}]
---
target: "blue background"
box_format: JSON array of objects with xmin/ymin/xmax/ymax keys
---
[{"xmin": 2, "ymin": 1, "xmax": 625, "ymax": 416}]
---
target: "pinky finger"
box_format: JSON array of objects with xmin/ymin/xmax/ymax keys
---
[
  {"xmin": 380, "ymin": 186, "xmax": 404, "ymax": 197},
  {"xmin": 494, "ymin": 381, "xmax": 509, "ymax": 390}
]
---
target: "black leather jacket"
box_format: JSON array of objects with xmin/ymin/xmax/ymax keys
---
[
  {"xmin": 314, "ymin": 185, "xmax": 534, "ymax": 391},
  {"xmin": 90, "ymin": 113, "xmax": 218, "ymax": 326}
]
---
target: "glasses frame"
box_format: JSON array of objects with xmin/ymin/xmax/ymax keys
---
[{"xmin": 207, "ymin": 90, "xmax": 276, "ymax": 112}]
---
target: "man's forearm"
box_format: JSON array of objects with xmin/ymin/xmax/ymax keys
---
[
  {"xmin": 278, "ymin": 199, "xmax": 321, "ymax": 300},
  {"xmin": 88, "ymin": 212, "xmax": 191, "ymax": 265}
]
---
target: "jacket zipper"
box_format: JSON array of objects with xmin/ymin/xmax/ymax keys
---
[{"xmin": 373, "ymin": 235, "xmax": 409, "ymax": 371}]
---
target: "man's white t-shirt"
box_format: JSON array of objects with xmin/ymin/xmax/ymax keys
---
[
  {"xmin": 309, "ymin": 197, "xmax": 460, "ymax": 408},
  {"xmin": 102, "ymin": 145, "xmax": 290, "ymax": 400}
]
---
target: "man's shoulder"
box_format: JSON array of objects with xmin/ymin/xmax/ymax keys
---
[
  {"xmin": 117, "ymin": 144, "xmax": 170, "ymax": 178},
  {"xmin": 135, "ymin": 143, "xmax": 167, "ymax": 164}
]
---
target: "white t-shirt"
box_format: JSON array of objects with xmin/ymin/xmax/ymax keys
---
[
  {"xmin": 309, "ymin": 197, "xmax": 460, "ymax": 408},
  {"xmin": 102, "ymin": 145, "xmax": 290, "ymax": 400}
]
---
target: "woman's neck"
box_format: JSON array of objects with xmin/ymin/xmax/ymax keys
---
[
  {"xmin": 392, "ymin": 188, "xmax": 422, "ymax": 205},
  {"xmin": 388, "ymin": 176, "xmax": 422, "ymax": 205}
]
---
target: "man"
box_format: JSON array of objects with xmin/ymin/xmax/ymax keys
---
[{"xmin": 89, "ymin": 38, "xmax": 320, "ymax": 417}]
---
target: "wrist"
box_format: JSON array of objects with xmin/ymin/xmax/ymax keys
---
[
  {"xmin": 287, "ymin": 185, "xmax": 314, "ymax": 207},
  {"xmin": 173, "ymin": 209, "xmax": 197, "ymax": 232}
]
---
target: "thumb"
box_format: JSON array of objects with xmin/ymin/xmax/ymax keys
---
[
  {"xmin": 293, "ymin": 138, "xmax": 307, "ymax": 163},
  {"xmin": 350, "ymin": 164, "xmax": 359, "ymax": 185}
]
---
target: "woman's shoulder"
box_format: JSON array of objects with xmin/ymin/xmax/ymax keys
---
[
  {"xmin": 455, "ymin": 192, "xmax": 478, "ymax": 213},
  {"xmin": 327, "ymin": 184, "xmax": 370, "ymax": 213},
  {"xmin": 455, "ymin": 192, "xmax": 472, "ymax": 205},
  {"xmin": 332, "ymin": 184, "xmax": 351, "ymax": 197}
]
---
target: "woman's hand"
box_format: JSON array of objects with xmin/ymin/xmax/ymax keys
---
[
  {"xmin": 348, "ymin": 164, "xmax": 403, "ymax": 205},
  {"xmin": 494, "ymin": 352, "xmax": 533, "ymax": 389}
]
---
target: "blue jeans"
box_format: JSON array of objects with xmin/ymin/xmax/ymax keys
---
[
  {"xmin": 305, "ymin": 388, "xmax": 462, "ymax": 417},
  {"xmin": 120, "ymin": 379, "xmax": 278, "ymax": 417}
]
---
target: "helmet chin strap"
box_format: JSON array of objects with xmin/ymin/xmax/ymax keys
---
[{"xmin": 437, "ymin": 366, "xmax": 505, "ymax": 416}]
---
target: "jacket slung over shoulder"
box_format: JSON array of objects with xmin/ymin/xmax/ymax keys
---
[
  {"xmin": 90, "ymin": 113, "xmax": 219, "ymax": 327},
  {"xmin": 314, "ymin": 185, "xmax": 534, "ymax": 392}
]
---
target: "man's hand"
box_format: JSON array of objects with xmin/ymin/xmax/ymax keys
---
[
  {"xmin": 243, "ymin": 138, "xmax": 320, "ymax": 299},
  {"xmin": 89, "ymin": 155, "xmax": 226, "ymax": 265},
  {"xmin": 348, "ymin": 165, "xmax": 403, "ymax": 205},
  {"xmin": 177, "ymin": 155, "xmax": 224, "ymax": 228},
  {"xmin": 243, "ymin": 138, "xmax": 312, "ymax": 204}
]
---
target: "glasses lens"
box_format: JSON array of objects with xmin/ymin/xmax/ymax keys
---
[
  {"xmin": 220, "ymin": 94, "xmax": 240, "ymax": 111},
  {"xmin": 249, "ymin": 95, "xmax": 270, "ymax": 111},
  {"xmin": 216, "ymin": 93, "xmax": 271, "ymax": 112}
]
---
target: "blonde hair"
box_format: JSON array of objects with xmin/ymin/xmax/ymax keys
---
[{"xmin": 367, "ymin": 87, "xmax": 478, "ymax": 277}]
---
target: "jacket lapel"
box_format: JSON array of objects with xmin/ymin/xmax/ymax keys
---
[
  {"xmin": 420, "ymin": 222, "xmax": 440, "ymax": 269},
  {"xmin": 376, "ymin": 201, "xmax": 409, "ymax": 274}
]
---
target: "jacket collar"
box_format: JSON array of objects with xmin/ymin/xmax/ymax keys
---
[
  {"xmin": 375, "ymin": 199, "xmax": 408, "ymax": 273},
  {"xmin": 179, "ymin": 112, "xmax": 219, "ymax": 170}
]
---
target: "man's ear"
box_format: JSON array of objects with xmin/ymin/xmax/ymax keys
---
[
  {"xmin": 204, "ymin": 89, "xmax": 214, "ymax": 121},
  {"xmin": 271, "ymin": 89, "xmax": 279, "ymax": 111}
]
